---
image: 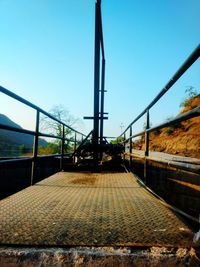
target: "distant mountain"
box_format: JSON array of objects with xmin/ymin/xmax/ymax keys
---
[
  {"xmin": 0, "ymin": 114, "xmax": 22, "ymax": 129},
  {"xmin": 0, "ymin": 114, "xmax": 47, "ymax": 157}
]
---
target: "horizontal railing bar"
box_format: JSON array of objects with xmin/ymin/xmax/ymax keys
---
[
  {"xmin": 147, "ymin": 106, "xmax": 200, "ymax": 133},
  {"xmin": 0, "ymin": 157, "xmax": 33, "ymax": 163},
  {"xmin": 121, "ymin": 131, "xmax": 144, "ymax": 144},
  {"xmin": 38, "ymin": 132, "xmax": 74, "ymax": 142},
  {"xmin": 127, "ymin": 152, "xmax": 200, "ymax": 174},
  {"xmin": 103, "ymin": 136, "xmax": 117, "ymax": 139},
  {"xmin": 121, "ymin": 44, "xmax": 200, "ymax": 136},
  {"xmin": 84, "ymin": 116, "xmax": 108, "ymax": 120},
  {"xmin": 128, "ymin": 131, "xmax": 145, "ymax": 140},
  {"xmin": 0, "ymin": 85, "xmax": 85, "ymax": 136},
  {"xmin": 148, "ymin": 157, "xmax": 200, "ymax": 174},
  {"xmin": 41, "ymin": 153, "xmax": 73, "ymax": 158},
  {"xmin": 0, "ymin": 123, "xmax": 77, "ymax": 142},
  {"xmin": 0, "ymin": 153, "xmax": 73, "ymax": 164},
  {"xmin": 52, "ymin": 154, "xmax": 73, "ymax": 157},
  {"xmin": 0, "ymin": 123, "xmax": 35, "ymax": 136},
  {"xmin": 38, "ymin": 154, "xmax": 61, "ymax": 158},
  {"xmin": 124, "ymin": 106, "xmax": 200, "ymax": 143}
]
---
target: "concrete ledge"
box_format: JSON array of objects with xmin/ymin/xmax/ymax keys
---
[{"xmin": 0, "ymin": 246, "xmax": 200, "ymax": 267}]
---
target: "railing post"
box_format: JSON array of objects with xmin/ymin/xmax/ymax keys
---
[
  {"xmin": 31, "ymin": 110, "xmax": 40, "ymax": 185},
  {"xmin": 123, "ymin": 133, "xmax": 126, "ymax": 161},
  {"xmin": 73, "ymin": 132, "xmax": 77, "ymax": 163},
  {"xmin": 60, "ymin": 124, "xmax": 65, "ymax": 171},
  {"xmin": 144, "ymin": 110, "xmax": 150, "ymax": 184},
  {"xmin": 129, "ymin": 126, "xmax": 132, "ymax": 168}
]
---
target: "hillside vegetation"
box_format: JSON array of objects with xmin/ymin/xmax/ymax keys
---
[{"xmin": 134, "ymin": 94, "xmax": 200, "ymax": 158}]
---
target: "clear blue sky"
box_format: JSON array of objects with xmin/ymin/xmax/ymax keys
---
[{"xmin": 0, "ymin": 0, "xmax": 199, "ymax": 137}]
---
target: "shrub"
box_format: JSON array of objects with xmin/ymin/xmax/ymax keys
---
[{"xmin": 180, "ymin": 86, "xmax": 199, "ymax": 108}]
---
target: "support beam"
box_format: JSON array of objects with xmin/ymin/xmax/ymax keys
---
[
  {"xmin": 93, "ymin": 0, "xmax": 101, "ymax": 164},
  {"xmin": 100, "ymin": 58, "xmax": 106, "ymax": 145}
]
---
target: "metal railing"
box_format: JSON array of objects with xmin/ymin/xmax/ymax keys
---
[
  {"xmin": 119, "ymin": 44, "xmax": 200, "ymax": 183},
  {"xmin": 0, "ymin": 85, "xmax": 87, "ymax": 184}
]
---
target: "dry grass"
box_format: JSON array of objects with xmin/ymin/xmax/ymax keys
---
[{"xmin": 134, "ymin": 95, "xmax": 200, "ymax": 158}]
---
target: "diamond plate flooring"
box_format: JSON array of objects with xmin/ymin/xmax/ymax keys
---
[{"xmin": 0, "ymin": 172, "xmax": 194, "ymax": 247}]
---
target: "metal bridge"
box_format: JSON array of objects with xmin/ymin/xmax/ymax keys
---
[{"xmin": 0, "ymin": 0, "xmax": 200, "ymax": 266}]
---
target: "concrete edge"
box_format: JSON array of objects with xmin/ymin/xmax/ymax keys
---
[{"xmin": 0, "ymin": 246, "xmax": 200, "ymax": 267}]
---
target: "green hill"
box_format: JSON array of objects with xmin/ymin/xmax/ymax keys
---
[{"xmin": 0, "ymin": 114, "xmax": 47, "ymax": 157}]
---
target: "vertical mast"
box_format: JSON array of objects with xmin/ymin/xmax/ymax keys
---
[{"xmin": 93, "ymin": 0, "xmax": 101, "ymax": 164}]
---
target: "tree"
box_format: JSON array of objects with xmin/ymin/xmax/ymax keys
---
[
  {"xmin": 19, "ymin": 144, "xmax": 27, "ymax": 155},
  {"xmin": 180, "ymin": 86, "xmax": 199, "ymax": 108},
  {"xmin": 39, "ymin": 105, "xmax": 79, "ymax": 154},
  {"xmin": 41, "ymin": 105, "xmax": 77, "ymax": 135},
  {"xmin": 110, "ymin": 136, "xmax": 124, "ymax": 145}
]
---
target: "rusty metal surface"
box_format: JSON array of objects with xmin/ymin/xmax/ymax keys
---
[{"xmin": 0, "ymin": 172, "xmax": 194, "ymax": 247}]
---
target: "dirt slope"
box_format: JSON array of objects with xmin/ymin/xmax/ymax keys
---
[{"xmin": 135, "ymin": 95, "xmax": 200, "ymax": 158}]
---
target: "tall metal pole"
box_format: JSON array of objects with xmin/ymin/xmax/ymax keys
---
[{"xmin": 93, "ymin": 0, "xmax": 101, "ymax": 164}]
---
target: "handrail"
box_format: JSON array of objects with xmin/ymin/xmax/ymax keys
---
[
  {"xmin": 120, "ymin": 44, "xmax": 200, "ymax": 136},
  {"xmin": 0, "ymin": 122, "xmax": 75, "ymax": 141},
  {"xmin": 0, "ymin": 122, "xmax": 36, "ymax": 136},
  {"xmin": 118, "ymin": 44, "xmax": 200, "ymax": 184},
  {"xmin": 0, "ymin": 85, "xmax": 85, "ymax": 136},
  {"xmin": 0, "ymin": 85, "xmax": 88, "ymax": 184},
  {"xmin": 124, "ymin": 106, "xmax": 200, "ymax": 143}
]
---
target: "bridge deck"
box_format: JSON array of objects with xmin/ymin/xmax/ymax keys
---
[{"xmin": 0, "ymin": 172, "xmax": 194, "ymax": 247}]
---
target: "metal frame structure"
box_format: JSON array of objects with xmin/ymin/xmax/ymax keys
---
[
  {"xmin": 1, "ymin": 1, "xmax": 199, "ymax": 180},
  {"xmin": 119, "ymin": 44, "xmax": 200, "ymax": 183},
  {"xmin": 0, "ymin": 86, "xmax": 86, "ymax": 184},
  {"xmin": 84, "ymin": 0, "xmax": 107, "ymax": 164}
]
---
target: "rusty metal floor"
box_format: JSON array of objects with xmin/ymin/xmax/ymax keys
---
[{"xmin": 0, "ymin": 172, "xmax": 194, "ymax": 247}]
